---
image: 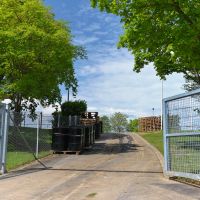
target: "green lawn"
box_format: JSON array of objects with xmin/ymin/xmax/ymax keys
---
[
  {"xmin": 138, "ymin": 131, "xmax": 200, "ymax": 173},
  {"xmin": 6, "ymin": 126, "xmax": 52, "ymax": 171},
  {"xmin": 6, "ymin": 151, "xmax": 51, "ymax": 171},
  {"xmin": 138, "ymin": 131, "xmax": 164, "ymax": 155}
]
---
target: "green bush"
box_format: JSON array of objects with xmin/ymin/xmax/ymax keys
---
[
  {"xmin": 52, "ymin": 100, "xmax": 87, "ymax": 127},
  {"xmin": 128, "ymin": 119, "xmax": 139, "ymax": 132},
  {"xmin": 61, "ymin": 100, "xmax": 87, "ymax": 116}
]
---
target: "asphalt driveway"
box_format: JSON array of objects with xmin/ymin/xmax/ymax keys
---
[{"xmin": 0, "ymin": 133, "xmax": 199, "ymax": 200}]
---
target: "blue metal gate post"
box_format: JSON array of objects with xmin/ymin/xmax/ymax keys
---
[
  {"xmin": 1, "ymin": 103, "xmax": 9, "ymax": 174},
  {"xmin": 163, "ymin": 98, "xmax": 168, "ymax": 175}
]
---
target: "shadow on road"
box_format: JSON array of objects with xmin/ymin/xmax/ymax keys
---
[
  {"xmin": 0, "ymin": 167, "xmax": 162, "ymax": 181},
  {"xmin": 0, "ymin": 133, "xmax": 145, "ymax": 180},
  {"xmin": 84, "ymin": 133, "xmax": 143, "ymax": 155}
]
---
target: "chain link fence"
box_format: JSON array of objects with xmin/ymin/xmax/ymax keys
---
[
  {"xmin": 6, "ymin": 111, "xmax": 52, "ymax": 171},
  {"xmin": 163, "ymin": 89, "xmax": 200, "ymax": 180}
]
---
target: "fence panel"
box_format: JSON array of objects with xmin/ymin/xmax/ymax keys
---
[
  {"xmin": 163, "ymin": 89, "xmax": 200, "ymax": 180},
  {"xmin": 6, "ymin": 112, "xmax": 52, "ymax": 171}
]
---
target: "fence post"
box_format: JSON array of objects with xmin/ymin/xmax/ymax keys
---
[
  {"xmin": 40, "ymin": 112, "xmax": 43, "ymax": 129},
  {"xmin": 1, "ymin": 103, "xmax": 9, "ymax": 174},
  {"xmin": 162, "ymin": 99, "xmax": 168, "ymax": 174},
  {"xmin": 36, "ymin": 115, "xmax": 40, "ymax": 158}
]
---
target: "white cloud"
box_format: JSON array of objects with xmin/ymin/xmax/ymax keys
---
[
  {"xmin": 93, "ymin": 31, "xmax": 108, "ymax": 36},
  {"xmin": 79, "ymin": 65, "xmax": 98, "ymax": 76},
  {"xmin": 43, "ymin": 0, "xmax": 185, "ymax": 119},
  {"xmin": 83, "ymin": 23, "xmax": 101, "ymax": 32},
  {"xmin": 74, "ymin": 49, "xmax": 185, "ymax": 118},
  {"xmin": 74, "ymin": 36, "xmax": 99, "ymax": 45}
]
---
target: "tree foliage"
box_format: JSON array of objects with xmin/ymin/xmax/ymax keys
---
[
  {"xmin": 128, "ymin": 119, "xmax": 138, "ymax": 132},
  {"xmin": 91, "ymin": 0, "xmax": 200, "ymax": 83},
  {"xmin": 110, "ymin": 112, "xmax": 128, "ymax": 133},
  {"xmin": 61, "ymin": 100, "xmax": 87, "ymax": 116},
  {"xmin": 0, "ymin": 0, "xmax": 86, "ymax": 115},
  {"xmin": 184, "ymin": 75, "xmax": 200, "ymax": 91},
  {"xmin": 100, "ymin": 115, "xmax": 111, "ymax": 133}
]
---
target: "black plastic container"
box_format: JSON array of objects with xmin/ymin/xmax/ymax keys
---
[
  {"xmin": 52, "ymin": 127, "xmax": 71, "ymax": 134},
  {"xmin": 52, "ymin": 127, "xmax": 71, "ymax": 151},
  {"xmin": 94, "ymin": 123, "xmax": 101, "ymax": 139},
  {"xmin": 90, "ymin": 126, "xmax": 95, "ymax": 145},
  {"xmin": 52, "ymin": 133, "xmax": 68, "ymax": 151},
  {"xmin": 67, "ymin": 127, "xmax": 84, "ymax": 151},
  {"xmin": 84, "ymin": 126, "xmax": 90, "ymax": 147}
]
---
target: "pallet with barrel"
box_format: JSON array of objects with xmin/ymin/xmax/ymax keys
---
[{"xmin": 51, "ymin": 112, "xmax": 103, "ymax": 154}]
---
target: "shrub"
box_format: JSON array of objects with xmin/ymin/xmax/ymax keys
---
[
  {"xmin": 61, "ymin": 100, "xmax": 87, "ymax": 116},
  {"xmin": 128, "ymin": 119, "xmax": 139, "ymax": 132}
]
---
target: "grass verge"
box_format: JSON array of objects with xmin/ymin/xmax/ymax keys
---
[
  {"xmin": 6, "ymin": 151, "xmax": 50, "ymax": 171},
  {"xmin": 137, "ymin": 131, "xmax": 200, "ymax": 186},
  {"xmin": 137, "ymin": 131, "xmax": 163, "ymax": 155}
]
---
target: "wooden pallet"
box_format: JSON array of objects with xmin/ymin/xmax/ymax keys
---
[
  {"xmin": 52, "ymin": 150, "xmax": 81, "ymax": 155},
  {"xmin": 138, "ymin": 116, "xmax": 161, "ymax": 132}
]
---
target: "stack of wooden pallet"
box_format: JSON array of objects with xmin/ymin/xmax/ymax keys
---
[
  {"xmin": 80, "ymin": 112, "xmax": 99, "ymax": 126},
  {"xmin": 80, "ymin": 112, "xmax": 102, "ymax": 139},
  {"xmin": 138, "ymin": 116, "xmax": 161, "ymax": 132}
]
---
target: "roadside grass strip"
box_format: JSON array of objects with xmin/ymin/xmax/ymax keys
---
[
  {"xmin": 7, "ymin": 151, "xmax": 50, "ymax": 171},
  {"xmin": 138, "ymin": 131, "xmax": 164, "ymax": 155}
]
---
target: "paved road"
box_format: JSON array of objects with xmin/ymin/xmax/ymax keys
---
[{"xmin": 0, "ymin": 133, "xmax": 200, "ymax": 200}]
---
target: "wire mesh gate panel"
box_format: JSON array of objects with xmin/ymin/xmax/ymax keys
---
[{"xmin": 163, "ymin": 89, "xmax": 200, "ymax": 180}]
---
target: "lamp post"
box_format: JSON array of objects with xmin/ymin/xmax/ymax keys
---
[
  {"xmin": 161, "ymin": 80, "xmax": 164, "ymax": 130},
  {"xmin": 152, "ymin": 107, "xmax": 155, "ymax": 116}
]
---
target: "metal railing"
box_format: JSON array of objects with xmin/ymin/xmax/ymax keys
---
[{"xmin": 163, "ymin": 88, "xmax": 200, "ymax": 180}]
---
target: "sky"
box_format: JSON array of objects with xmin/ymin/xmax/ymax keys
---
[{"xmin": 42, "ymin": 0, "xmax": 185, "ymax": 118}]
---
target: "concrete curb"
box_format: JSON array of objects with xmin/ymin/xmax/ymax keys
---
[{"xmin": 130, "ymin": 133, "xmax": 165, "ymax": 177}]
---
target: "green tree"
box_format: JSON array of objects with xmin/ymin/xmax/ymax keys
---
[
  {"xmin": 0, "ymin": 0, "xmax": 86, "ymax": 117},
  {"xmin": 110, "ymin": 112, "xmax": 128, "ymax": 133},
  {"xmin": 91, "ymin": 0, "xmax": 200, "ymax": 83},
  {"xmin": 184, "ymin": 76, "xmax": 200, "ymax": 91},
  {"xmin": 128, "ymin": 119, "xmax": 139, "ymax": 132},
  {"xmin": 61, "ymin": 100, "xmax": 87, "ymax": 116},
  {"xmin": 100, "ymin": 115, "xmax": 111, "ymax": 133}
]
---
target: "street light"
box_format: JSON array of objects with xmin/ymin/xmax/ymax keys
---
[
  {"xmin": 161, "ymin": 80, "xmax": 164, "ymax": 130},
  {"xmin": 152, "ymin": 107, "xmax": 155, "ymax": 116}
]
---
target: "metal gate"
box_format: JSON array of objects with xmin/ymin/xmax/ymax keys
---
[
  {"xmin": 163, "ymin": 89, "xmax": 200, "ymax": 180},
  {"xmin": 0, "ymin": 103, "xmax": 9, "ymax": 174}
]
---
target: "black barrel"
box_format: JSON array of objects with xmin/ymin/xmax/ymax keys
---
[
  {"xmin": 52, "ymin": 133, "xmax": 68, "ymax": 151},
  {"xmin": 52, "ymin": 127, "xmax": 71, "ymax": 134},
  {"xmin": 67, "ymin": 127, "xmax": 84, "ymax": 151},
  {"xmin": 84, "ymin": 126, "xmax": 92, "ymax": 147},
  {"xmin": 90, "ymin": 126, "xmax": 95, "ymax": 145},
  {"xmin": 94, "ymin": 123, "xmax": 101, "ymax": 139},
  {"xmin": 52, "ymin": 128, "xmax": 71, "ymax": 151},
  {"xmin": 92, "ymin": 125, "xmax": 95, "ymax": 144}
]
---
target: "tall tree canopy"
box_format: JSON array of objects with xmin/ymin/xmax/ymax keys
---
[
  {"xmin": 100, "ymin": 115, "xmax": 111, "ymax": 133},
  {"xmin": 0, "ymin": 0, "xmax": 85, "ymax": 115},
  {"xmin": 110, "ymin": 112, "xmax": 128, "ymax": 133},
  {"xmin": 91, "ymin": 0, "xmax": 200, "ymax": 83}
]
